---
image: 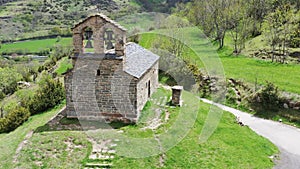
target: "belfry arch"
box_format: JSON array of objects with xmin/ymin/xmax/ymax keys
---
[{"xmin": 72, "ymin": 13, "xmax": 127, "ymax": 56}]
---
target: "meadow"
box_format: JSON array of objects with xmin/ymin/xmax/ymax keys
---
[
  {"xmin": 138, "ymin": 29, "xmax": 300, "ymax": 95},
  {"xmin": 0, "ymin": 38, "xmax": 72, "ymax": 54},
  {"xmin": 0, "ymin": 89, "xmax": 277, "ymax": 168},
  {"xmin": 1, "ymin": 28, "xmax": 299, "ymax": 94}
]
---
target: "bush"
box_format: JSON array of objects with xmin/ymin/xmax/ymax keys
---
[
  {"xmin": 28, "ymin": 75, "xmax": 65, "ymax": 115},
  {"xmin": 249, "ymin": 82, "xmax": 281, "ymax": 111},
  {"xmin": 0, "ymin": 107, "xmax": 30, "ymax": 133}
]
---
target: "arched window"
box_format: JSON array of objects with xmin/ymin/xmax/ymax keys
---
[
  {"xmin": 83, "ymin": 27, "xmax": 94, "ymax": 53},
  {"xmin": 104, "ymin": 28, "xmax": 115, "ymax": 53}
]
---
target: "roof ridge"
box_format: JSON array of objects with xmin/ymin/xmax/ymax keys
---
[{"xmin": 72, "ymin": 13, "xmax": 127, "ymax": 31}]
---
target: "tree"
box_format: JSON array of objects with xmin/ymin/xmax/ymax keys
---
[
  {"xmin": 263, "ymin": 8, "xmax": 282, "ymax": 62},
  {"xmin": 27, "ymin": 74, "xmax": 65, "ymax": 115},
  {"xmin": 188, "ymin": 0, "xmax": 231, "ymax": 49},
  {"xmin": 163, "ymin": 15, "xmax": 189, "ymax": 58},
  {"xmin": 263, "ymin": 2, "xmax": 297, "ymax": 63},
  {"xmin": 152, "ymin": 15, "xmax": 190, "ymax": 58},
  {"xmin": 227, "ymin": 0, "xmax": 251, "ymax": 54},
  {"xmin": 248, "ymin": 0, "xmax": 272, "ymax": 36},
  {"xmin": 0, "ymin": 107, "xmax": 30, "ymax": 133}
]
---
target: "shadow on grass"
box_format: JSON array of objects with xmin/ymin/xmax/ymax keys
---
[
  {"xmin": 254, "ymin": 108, "xmax": 300, "ymax": 127},
  {"xmin": 35, "ymin": 110, "xmax": 131, "ymax": 133}
]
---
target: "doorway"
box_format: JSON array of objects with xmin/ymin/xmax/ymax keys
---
[{"xmin": 148, "ymin": 80, "xmax": 151, "ymax": 98}]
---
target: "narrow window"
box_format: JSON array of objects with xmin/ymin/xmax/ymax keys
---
[{"xmin": 97, "ymin": 69, "xmax": 100, "ymax": 76}]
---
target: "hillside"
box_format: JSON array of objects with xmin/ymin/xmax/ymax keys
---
[
  {"xmin": 0, "ymin": 0, "xmax": 134, "ymax": 40},
  {"xmin": 0, "ymin": 0, "xmax": 190, "ymax": 41}
]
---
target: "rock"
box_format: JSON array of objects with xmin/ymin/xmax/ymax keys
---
[
  {"xmin": 289, "ymin": 102, "xmax": 296, "ymax": 108},
  {"xmin": 293, "ymin": 107, "xmax": 300, "ymax": 110},
  {"xmin": 294, "ymin": 102, "xmax": 300, "ymax": 107},
  {"xmin": 283, "ymin": 103, "xmax": 289, "ymax": 109}
]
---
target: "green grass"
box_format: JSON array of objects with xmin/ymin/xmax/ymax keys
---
[
  {"xmin": 0, "ymin": 86, "xmax": 37, "ymax": 114},
  {"xmin": 91, "ymin": 88, "xmax": 278, "ymax": 168},
  {"xmin": 55, "ymin": 57, "xmax": 73, "ymax": 75},
  {"xmin": 0, "ymin": 102, "xmax": 66, "ymax": 169},
  {"xmin": 0, "ymin": 88, "xmax": 278, "ymax": 168},
  {"xmin": 14, "ymin": 131, "xmax": 91, "ymax": 169},
  {"xmin": 139, "ymin": 28, "xmax": 300, "ymax": 94},
  {"xmin": 0, "ymin": 38, "xmax": 72, "ymax": 54}
]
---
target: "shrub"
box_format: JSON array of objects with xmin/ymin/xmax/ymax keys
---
[
  {"xmin": 0, "ymin": 91, "xmax": 5, "ymax": 100},
  {"xmin": 28, "ymin": 75, "xmax": 65, "ymax": 115},
  {"xmin": 249, "ymin": 82, "xmax": 281, "ymax": 112},
  {"xmin": 0, "ymin": 107, "xmax": 30, "ymax": 133},
  {"xmin": 56, "ymin": 36, "xmax": 62, "ymax": 42}
]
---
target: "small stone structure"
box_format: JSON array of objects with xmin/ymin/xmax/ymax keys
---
[
  {"xmin": 171, "ymin": 86, "xmax": 183, "ymax": 106},
  {"xmin": 65, "ymin": 14, "xmax": 160, "ymax": 123}
]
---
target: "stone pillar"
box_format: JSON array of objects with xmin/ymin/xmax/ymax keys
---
[
  {"xmin": 115, "ymin": 33, "xmax": 126, "ymax": 57},
  {"xmin": 73, "ymin": 33, "xmax": 83, "ymax": 54},
  {"xmin": 172, "ymin": 86, "xmax": 183, "ymax": 106},
  {"xmin": 94, "ymin": 26, "xmax": 105, "ymax": 54}
]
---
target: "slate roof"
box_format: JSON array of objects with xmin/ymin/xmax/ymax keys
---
[
  {"xmin": 124, "ymin": 43, "xmax": 160, "ymax": 78},
  {"xmin": 72, "ymin": 13, "xmax": 127, "ymax": 32}
]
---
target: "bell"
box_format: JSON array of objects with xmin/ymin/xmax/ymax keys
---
[
  {"xmin": 106, "ymin": 41, "xmax": 114, "ymax": 50},
  {"xmin": 84, "ymin": 28, "xmax": 93, "ymax": 48},
  {"xmin": 105, "ymin": 30, "xmax": 114, "ymax": 40},
  {"xmin": 85, "ymin": 40, "xmax": 93, "ymax": 48}
]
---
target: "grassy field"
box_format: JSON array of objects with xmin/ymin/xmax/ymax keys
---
[
  {"xmin": 55, "ymin": 57, "xmax": 73, "ymax": 75},
  {"xmin": 0, "ymin": 102, "xmax": 65, "ymax": 169},
  {"xmin": 138, "ymin": 29, "xmax": 300, "ymax": 94},
  {"xmin": 0, "ymin": 88, "xmax": 278, "ymax": 168},
  {"xmin": 0, "ymin": 38, "xmax": 72, "ymax": 54},
  {"xmin": 1, "ymin": 29, "xmax": 299, "ymax": 94}
]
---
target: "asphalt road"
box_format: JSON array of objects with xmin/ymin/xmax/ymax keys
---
[{"xmin": 201, "ymin": 98, "xmax": 300, "ymax": 169}]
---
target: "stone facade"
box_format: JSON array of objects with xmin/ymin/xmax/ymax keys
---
[
  {"xmin": 65, "ymin": 14, "xmax": 159, "ymax": 123},
  {"xmin": 136, "ymin": 62, "xmax": 159, "ymax": 113},
  {"xmin": 172, "ymin": 86, "xmax": 183, "ymax": 106},
  {"xmin": 72, "ymin": 13, "xmax": 126, "ymax": 55}
]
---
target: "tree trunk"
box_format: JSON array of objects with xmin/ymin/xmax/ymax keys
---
[{"xmin": 271, "ymin": 45, "xmax": 275, "ymax": 62}]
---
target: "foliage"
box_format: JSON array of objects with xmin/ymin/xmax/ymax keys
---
[
  {"xmin": 26, "ymin": 74, "xmax": 65, "ymax": 115},
  {"xmin": 185, "ymin": 0, "xmax": 299, "ymax": 55},
  {"xmin": 262, "ymin": 3, "xmax": 296, "ymax": 63},
  {"xmin": 227, "ymin": 0, "xmax": 252, "ymax": 54},
  {"xmin": 249, "ymin": 82, "xmax": 281, "ymax": 112},
  {"xmin": 0, "ymin": 107, "xmax": 30, "ymax": 133},
  {"xmin": 0, "ymin": 103, "xmax": 65, "ymax": 168},
  {"xmin": 14, "ymin": 61, "xmax": 40, "ymax": 82},
  {"xmin": 55, "ymin": 57, "xmax": 73, "ymax": 75},
  {"xmin": 152, "ymin": 15, "xmax": 190, "ymax": 58},
  {"xmin": 38, "ymin": 45, "xmax": 73, "ymax": 72},
  {"xmin": 0, "ymin": 67, "xmax": 22, "ymax": 97}
]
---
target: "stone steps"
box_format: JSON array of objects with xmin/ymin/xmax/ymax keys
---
[{"xmin": 85, "ymin": 138, "xmax": 118, "ymax": 169}]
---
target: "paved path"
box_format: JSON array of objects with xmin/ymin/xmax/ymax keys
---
[{"xmin": 201, "ymin": 98, "xmax": 300, "ymax": 169}]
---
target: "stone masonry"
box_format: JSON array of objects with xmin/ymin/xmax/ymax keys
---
[{"xmin": 65, "ymin": 14, "xmax": 160, "ymax": 123}]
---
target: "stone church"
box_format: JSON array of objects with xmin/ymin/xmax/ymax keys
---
[{"xmin": 64, "ymin": 14, "xmax": 159, "ymax": 123}]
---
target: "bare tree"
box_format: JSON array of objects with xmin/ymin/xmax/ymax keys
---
[
  {"xmin": 153, "ymin": 15, "xmax": 190, "ymax": 58},
  {"xmin": 189, "ymin": 0, "xmax": 230, "ymax": 49},
  {"xmin": 227, "ymin": 0, "xmax": 250, "ymax": 55}
]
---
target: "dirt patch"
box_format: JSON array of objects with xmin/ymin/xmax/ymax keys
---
[{"xmin": 13, "ymin": 130, "xmax": 34, "ymax": 163}]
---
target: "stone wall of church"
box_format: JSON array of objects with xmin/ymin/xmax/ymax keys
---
[
  {"xmin": 65, "ymin": 56, "xmax": 138, "ymax": 123},
  {"xmin": 136, "ymin": 61, "xmax": 159, "ymax": 117}
]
